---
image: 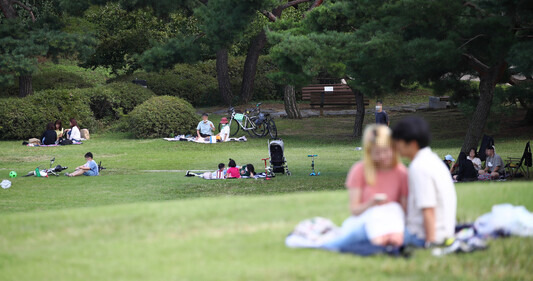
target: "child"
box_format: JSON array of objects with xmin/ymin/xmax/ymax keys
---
[
  {"xmin": 65, "ymin": 152, "xmax": 99, "ymax": 177},
  {"xmin": 217, "ymin": 117, "xmax": 230, "ymax": 142},
  {"xmin": 213, "ymin": 163, "xmax": 226, "ymax": 179},
  {"xmin": 226, "ymin": 159, "xmax": 241, "ymax": 178},
  {"xmin": 240, "ymin": 164, "xmax": 256, "ymax": 178}
]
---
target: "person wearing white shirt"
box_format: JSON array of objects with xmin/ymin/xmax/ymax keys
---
[
  {"xmin": 64, "ymin": 118, "xmax": 81, "ymax": 141},
  {"xmin": 392, "ymin": 117, "xmax": 457, "ymax": 248},
  {"xmin": 217, "ymin": 117, "xmax": 231, "ymax": 142},
  {"xmin": 467, "ymin": 148, "xmax": 482, "ymax": 171}
]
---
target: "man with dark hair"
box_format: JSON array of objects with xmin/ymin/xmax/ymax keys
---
[
  {"xmin": 375, "ymin": 101, "xmax": 389, "ymax": 126},
  {"xmin": 479, "ymin": 146, "xmax": 504, "ymax": 179},
  {"xmin": 65, "ymin": 152, "xmax": 99, "ymax": 177},
  {"xmin": 196, "ymin": 113, "xmax": 215, "ymax": 139},
  {"xmin": 392, "ymin": 117, "xmax": 456, "ymax": 248}
]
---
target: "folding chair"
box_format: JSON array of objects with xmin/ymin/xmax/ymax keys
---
[{"xmin": 505, "ymin": 141, "xmax": 532, "ymax": 179}]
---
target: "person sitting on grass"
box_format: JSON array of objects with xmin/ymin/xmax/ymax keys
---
[
  {"xmin": 443, "ymin": 154, "xmax": 456, "ymax": 174},
  {"xmin": 40, "ymin": 122, "xmax": 57, "ymax": 145},
  {"xmin": 196, "ymin": 113, "xmax": 215, "ymax": 139},
  {"xmin": 54, "ymin": 119, "xmax": 64, "ymax": 140},
  {"xmin": 64, "ymin": 118, "xmax": 81, "ymax": 141},
  {"xmin": 393, "ymin": 116, "xmax": 457, "ymax": 249},
  {"xmin": 478, "ymin": 145, "xmax": 504, "ymax": 179},
  {"xmin": 453, "ymin": 152, "xmax": 478, "ymax": 182},
  {"xmin": 240, "ymin": 164, "xmax": 256, "ymax": 178},
  {"xmin": 467, "ymin": 148, "xmax": 482, "ymax": 171},
  {"xmin": 321, "ymin": 124, "xmax": 408, "ymax": 253},
  {"xmin": 217, "ymin": 117, "xmax": 231, "ymax": 142},
  {"xmin": 65, "ymin": 152, "xmax": 99, "ymax": 177},
  {"xmin": 226, "ymin": 159, "xmax": 241, "ymax": 179}
]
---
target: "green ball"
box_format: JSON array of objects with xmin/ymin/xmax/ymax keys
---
[{"xmin": 9, "ymin": 171, "xmax": 17, "ymax": 178}]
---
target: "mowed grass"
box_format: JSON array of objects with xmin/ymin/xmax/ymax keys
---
[{"xmin": 0, "ymin": 110, "xmax": 532, "ymax": 280}]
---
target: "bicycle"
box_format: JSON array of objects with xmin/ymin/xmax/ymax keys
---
[{"xmin": 218, "ymin": 103, "xmax": 267, "ymax": 137}]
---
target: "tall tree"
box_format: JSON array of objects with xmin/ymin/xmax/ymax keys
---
[
  {"xmin": 268, "ymin": 0, "xmax": 533, "ymax": 143},
  {"xmin": 0, "ymin": 0, "xmax": 95, "ymax": 97},
  {"xmin": 240, "ymin": 0, "xmax": 324, "ymax": 104}
]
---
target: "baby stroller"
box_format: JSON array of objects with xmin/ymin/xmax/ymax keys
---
[{"xmin": 268, "ymin": 139, "xmax": 291, "ymax": 176}]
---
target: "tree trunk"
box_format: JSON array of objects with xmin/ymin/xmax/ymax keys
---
[
  {"xmin": 240, "ymin": 30, "xmax": 268, "ymax": 103},
  {"xmin": 524, "ymin": 107, "xmax": 533, "ymax": 124},
  {"xmin": 216, "ymin": 48, "xmax": 233, "ymax": 106},
  {"xmin": 283, "ymin": 85, "xmax": 301, "ymax": 119},
  {"xmin": 461, "ymin": 74, "xmax": 498, "ymax": 153},
  {"xmin": 18, "ymin": 75, "xmax": 33, "ymax": 97},
  {"xmin": 353, "ymin": 89, "xmax": 365, "ymax": 137}
]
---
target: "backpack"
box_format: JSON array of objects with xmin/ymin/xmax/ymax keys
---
[
  {"xmin": 478, "ymin": 135, "xmax": 494, "ymax": 162},
  {"xmin": 59, "ymin": 139, "xmax": 73, "ymax": 145}
]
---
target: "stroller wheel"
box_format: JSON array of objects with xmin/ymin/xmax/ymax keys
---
[{"xmin": 287, "ymin": 171, "xmax": 292, "ymax": 176}]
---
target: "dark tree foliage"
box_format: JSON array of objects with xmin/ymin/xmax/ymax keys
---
[
  {"xmin": 0, "ymin": 0, "xmax": 95, "ymax": 97},
  {"xmin": 268, "ymin": 0, "xmax": 533, "ymax": 143}
]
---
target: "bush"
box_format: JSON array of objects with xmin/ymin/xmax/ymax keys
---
[
  {"xmin": 129, "ymin": 96, "xmax": 198, "ymax": 138},
  {"xmin": 0, "ymin": 89, "xmax": 96, "ymax": 140},
  {"xmin": 110, "ymin": 55, "xmax": 281, "ymax": 105},
  {"xmin": 1, "ymin": 71, "xmax": 93, "ymax": 97},
  {"xmin": 84, "ymin": 82, "xmax": 155, "ymax": 121},
  {"xmin": 111, "ymin": 67, "xmax": 219, "ymax": 106}
]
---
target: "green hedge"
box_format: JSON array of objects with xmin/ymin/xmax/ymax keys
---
[
  {"xmin": 2, "ymin": 71, "xmax": 93, "ymax": 97},
  {"xmin": 111, "ymin": 55, "xmax": 281, "ymax": 105},
  {"xmin": 0, "ymin": 90, "xmax": 96, "ymax": 140},
  {"xmin": 84, "ymin": 82, "xmax": 155, "ymax": 121},
  {"xmin": 128, "ymin": 96, "xmax": 197, "ymax": 139}
]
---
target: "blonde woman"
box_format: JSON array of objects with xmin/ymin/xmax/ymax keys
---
[{"xmin": 322, "ymin": 125, "xmax": 408, "ymax": 253}]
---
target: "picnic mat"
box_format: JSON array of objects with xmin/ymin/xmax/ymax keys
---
[
  {"xmin": 27, "ymin": 141, "xmax": 83, "ymax": 147},
  {"xmin": 164, "ymin": 135, "xmax": 247, "ymax": 143}
]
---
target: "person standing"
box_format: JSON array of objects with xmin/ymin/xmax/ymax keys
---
[
  {"xmin": 392, "ymin": 116, "xmax": 457, "ymax": 248},
  {"xmin": 375, "ymin": 101, "xmax": 390, "ymax": 126},
  {"xmin": 196, "ymin": 113, "xmax": 215, "ymax": 139}
]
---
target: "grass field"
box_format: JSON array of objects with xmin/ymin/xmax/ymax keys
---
[{"xmin": 1, "ymin": 110, "xmax": 532, "ymax": 280}]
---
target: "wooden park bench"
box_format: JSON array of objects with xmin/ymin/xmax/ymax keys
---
[{"xmin": 302, "ymin": 84, "xmax": 369, "ymax": 115}]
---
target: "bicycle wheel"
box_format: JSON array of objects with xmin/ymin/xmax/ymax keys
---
[
  {"xmin": 249, "ymin": 117, "xmax": 268, "ymax": 137},
  {"xmin": 218, "ymin": 119, "xmax": 240, "ymax": 137},
  {"xmin": 267, "ymin": 118, "xmax": 278, "ymax": 139}
]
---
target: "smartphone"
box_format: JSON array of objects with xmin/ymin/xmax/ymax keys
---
[{"xmin": 374, "ymin": 193, "xmax": 387, "ymax": 202}]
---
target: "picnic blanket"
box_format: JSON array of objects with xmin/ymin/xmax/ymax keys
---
[
  {"xmin": 164, "ymin": 135, "xmax": 247, "ymax": 143},
  {"xmin": 26, "ymin": 141, "xmax": 83, "ymax": 147},
  {"xmin": 286, "ymin": 203, "xmax": 533, "ymax": 257}
]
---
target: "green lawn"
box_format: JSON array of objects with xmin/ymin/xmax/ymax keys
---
[{"xmin": 0, "ymin": 112, "xmax": 532, "ymax": 280}]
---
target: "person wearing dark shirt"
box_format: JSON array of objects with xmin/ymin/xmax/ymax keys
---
[
  {"xmin": 453, "ymin": 152, "xmax": 478, "ymax": 182},
  {"xmin": 41, "ymin": 122, "xmax": 57, "ymax": 145},
  {"xmin": 375, "ymin": 101, "xmax": 389, "ymax": 126}
]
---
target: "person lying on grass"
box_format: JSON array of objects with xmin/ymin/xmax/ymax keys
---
[
  {"xmin": 65, "ymin": 152, "xmax": 99, "ymax": 177},
  {"xmin": 321, "ymin": 124, "xmax": 408, "ymax": 253},
  {"xmin": 240, "ymin": 164, "xmax": 256, "ymax": 178},
  {"xmin": 226, "ymin": 159, "xmax": 241, "ymax": 179},
  {"xmin": 196, "ymin": 113, "xmax": 215, "ymax": 139}
]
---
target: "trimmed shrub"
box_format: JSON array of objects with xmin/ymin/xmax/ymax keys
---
[
  {"xmin": 0, "ymin": 89, "xmax": 96, "ymax": 140},
  {"xmin": 84, "ymin": 82, "xmax": 155, "ymax": 121},
  {"xmin": 110, "ymin": 55, "xmax": 281, "ymax": 105},
  {"xmin": 111, "ymin": 67, "xmax": 219, "ymax": 106},
  {"xmin": 2, "ymin": 71, "xmax": 93, "ymax": 97},
  {"xmin": 129, "ymin": 96, "xmax": 198, "ymax": 139}
]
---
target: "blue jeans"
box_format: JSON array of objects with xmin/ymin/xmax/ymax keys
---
[{"xmin": 321, "ymin": 216, "xmax": 426, "ymax": 256}]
